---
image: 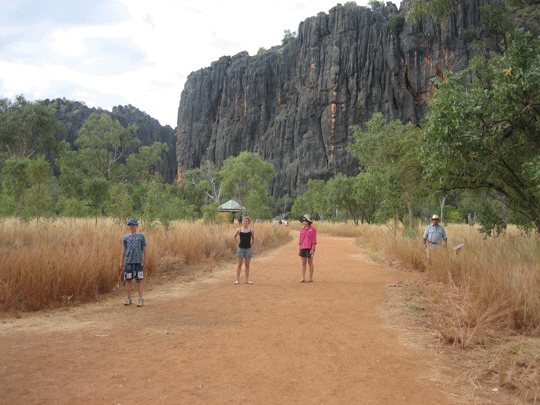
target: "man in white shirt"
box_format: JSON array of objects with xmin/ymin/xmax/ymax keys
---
[{"xmin": 423, "ymin": 214, "xmax": 447, "ymax": 258}]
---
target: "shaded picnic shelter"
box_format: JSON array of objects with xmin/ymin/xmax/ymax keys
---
[{"xmin": 218, "ymin": 199, "xmax": 244, "ymax": 222}]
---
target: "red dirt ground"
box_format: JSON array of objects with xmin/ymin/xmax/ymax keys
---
[{"xmin": 1, "ymin": 232, "xmax": 480, "ymax": 405}]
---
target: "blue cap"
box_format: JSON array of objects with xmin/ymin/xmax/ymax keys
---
[{"xmin": 127, "ymin": 219, "xmax": 139, "ymax": 226}]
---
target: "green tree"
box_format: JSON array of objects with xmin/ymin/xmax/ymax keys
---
[
  {"xmin": 406, "ymin": 0, "xmax": 540, "ymax": 25},
  {"xmin": 220, "ymin": 152, "xmax": 276, "ymax": 218},
  {"xmin": 74, "ymin": 113, "xmax": 139, "ymax": 181},
  {"xmin": 182, "ymin": 160, "xmax": 222, "ymax": 203},
  {"xmin": 0, "ymin": 155, "xmax": 57, "ymax": 222},
  {"xmin": 354, "ymin": 171, "xmax": 383, "ymax": 224},
  {"xmin": 282, "ymin": 29, "xmax": 297, "ymax": 46},
  {"xmin": 106, "ymin": 183, "xmax": 134, "ymax": 223},
  {"xmin": 387, "ymin": 16, "xmax": 405, "ymax": 36},
  {"xmin": 57, "ymin": 113, "xmax": 167, "ymax": 217},
  {"xmin": 290, "ymin": 179, "xmax": 332, "ymax": 221},
  {"xmin": 326, "ymin": 174, "xmax": 363, "ymax": 225},
  {"xmin": 368, "ymin": 0, "xmax": 383, "ymax": 10},
  {"xmin": 422, "ymin": 30, "xmax": 540, "ymax": 233},
  {"xmin": 125, "ymin": 142, "xmax": 169, "ymax": 183},
  {"xmin": 0, "ymin": 156, "xmax": 30, "ymax": 217},
  {"xmin": 348, "ymin": 113, "xmax": 427, "ymax": 228},
  {"xmin": 24, "ymin": 156, "xmax": 56, "ymax": 223},
  {"xmin": 84, "ymin": 178, "xmax": 110, "ymax": 221},
  {"xmin": 0, "ymin": 95, "xmax": 67, "ymax": 159}
]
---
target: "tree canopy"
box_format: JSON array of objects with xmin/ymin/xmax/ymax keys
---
[
  {"xmin": 0, "ymin": 95, "xmax": 67, "ymax": 159},
  {"xmin": 422, "ymin": 29, "xmax": 540, "ymax": 233}
]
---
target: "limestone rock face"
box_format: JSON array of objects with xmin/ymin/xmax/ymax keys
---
[{"xmin": 176, "ymin": 1, "xmax": 492, "ymax": 198}]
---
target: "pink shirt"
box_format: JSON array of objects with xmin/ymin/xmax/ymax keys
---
[{"xmin": 299, "ymin": 226, "xmax": 317, "ymax": 250}]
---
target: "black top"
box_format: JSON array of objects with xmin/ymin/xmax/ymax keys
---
[{"xmin": 238, "ymin": 230, "xmax": 252, "ymax": 249}]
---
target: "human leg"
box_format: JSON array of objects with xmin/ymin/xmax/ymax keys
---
[
  {"xmin": 236, "ymin": 257, "xmax": 243, "ymax": 283},
  {"xmin": 244, "ymin": 258, "xmax": 251, "ymax": 283},
  {"xmin": 307, "ymin": 257, "xmax": 314, "ymax": 282},
  {"xmin": 124, "ymin": 279, "xmax": 133, "ymax": 305},
  {"xmin": 300, "ymin": 257, "xmax": 307, "ymax": 282}
]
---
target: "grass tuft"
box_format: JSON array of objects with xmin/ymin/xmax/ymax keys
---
[{"xmin": 0, "ymin": 218, "xmax": 291, "ymax": 312}]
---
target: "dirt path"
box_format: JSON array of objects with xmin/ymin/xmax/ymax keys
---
[{"xmin": 0, "ymin": 232, "xmax": 467, "ymax": 405}]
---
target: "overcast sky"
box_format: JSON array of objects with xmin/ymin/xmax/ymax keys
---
[{"xmin": 0, "ymin": 0, "xmax": 394, "ymax": 128}]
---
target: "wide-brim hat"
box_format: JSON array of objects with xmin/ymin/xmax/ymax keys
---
[
  {"xmin": 302, "ymin": 214, "xmax": 313, "ymax": 224},
  {"xmin": 431, "ymin": 214, "xmax": 440, "ymax": 221},
  {"xmin": 127, "ymin": 218, "xmax": 139, "ymax": 226}
]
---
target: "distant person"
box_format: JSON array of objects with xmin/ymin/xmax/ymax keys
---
[
  {"xmin": 423, "ymin": 214, "xmax": 447, "ymax": 258},
  {"xmin": 233, "ymin": 216, "xmax": 255, "ymax": 284},
  {"xmin": 298, "ymin": 214, "xmax": 317, "ymax": 283},
  {"xmin": 121, "ymin": 219, "xmax": 147, "ymax": 306}
]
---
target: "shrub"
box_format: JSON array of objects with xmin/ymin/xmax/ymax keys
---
[{"xmin": 388, "ymin": 16, "xmax": 405, "ymax": 36}]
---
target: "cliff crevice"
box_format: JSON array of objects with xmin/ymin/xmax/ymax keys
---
[{"xmin": 176, "ymin": 1, "xmax": 494, "ymax": 198}]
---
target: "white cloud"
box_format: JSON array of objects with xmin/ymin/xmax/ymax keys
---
[{"xmin": 0, "ymin": 0, "xmax": 393, "ymax": 127}]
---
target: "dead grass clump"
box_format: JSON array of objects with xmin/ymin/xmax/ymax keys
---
[
  {"xmin": 0, "ymin": 218, "xmax": 291, "ymax": 312},
  {"xmin": 490, "ymin": 338, "xmax": 540, "ymax": 400},
  {"xmin": 359, "ymin": 222, "xmax": 540, "ymax": 403}
]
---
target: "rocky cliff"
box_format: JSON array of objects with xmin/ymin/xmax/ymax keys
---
[
  {"xmin": 176, "ymin": 1, "xmax": 495, "ymax": 198},
  {"xmin": 44, "ymin": 99, "xmax": 177, "ymax": 183}
]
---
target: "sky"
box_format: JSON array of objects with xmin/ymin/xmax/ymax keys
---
[{"xmin": 0, "ymin": 0, "xmax": 389, "ymax": 128}]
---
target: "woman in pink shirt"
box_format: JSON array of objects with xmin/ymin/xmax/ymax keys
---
[{"xmin": 298, "ymin": 214, "xmax": 317, "ymax": 283}]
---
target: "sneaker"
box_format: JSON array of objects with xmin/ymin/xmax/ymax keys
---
[
  {"xmin": 137, "ymin": 298, "xmax": 144, "ymax": 307},
  {"xmin": 124, "ymin": 297, "xmax": 132, "ymax": 306},
  {"xmin": 234, "ymin": 281, "xmax": 239, "ymax": 285},
  {"xmin": 246, "ymin": 281, "xmax": 253, "ymax": 284}
]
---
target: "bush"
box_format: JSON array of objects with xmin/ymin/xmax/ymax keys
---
[{"xmin": 388, "ymin": 16, "xmax": 405, "ymax": 36}]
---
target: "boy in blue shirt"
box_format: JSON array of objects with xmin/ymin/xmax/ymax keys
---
[{"xmin": 121, "ymin": 219, "xmax": 147, "ymax": 306}]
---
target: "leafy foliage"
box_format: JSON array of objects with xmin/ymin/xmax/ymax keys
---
[
  {"xmin": 349, "ymin": 113, "xmax": 427, "ymax": 228},
  {"xmin": 281, "ymin": 29, "xmax": 297, "ymax": 46},
  {"xmin": 220, "ymin": 151, "xmax": 276, "ymax": 219},
  {"xmin": 0, "ymin": 95, "xmax": 67, "ymax": 159},
  {"xmin": 422, "ymin": 29, "xmax": 540, "ymax": 233},
  {"xmin": 387, "ymin": 16, "xmax": 405, "ymax": 36}
]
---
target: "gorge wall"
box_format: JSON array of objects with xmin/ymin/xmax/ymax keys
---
[{"xmin": 176, "ymin": 1, "xmax": 494, "ymax": 198}]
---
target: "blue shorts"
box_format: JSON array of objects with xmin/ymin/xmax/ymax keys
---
[
  {"xmin": 299, "ymin": 249, "xmax": 313, "ymax": 258},
  {"xmin": 124, "ymin": 263, "xmax": 144, "ymax": 280},
  {"xmin": 236, "ymin": 248, "xmax": 253, "ymax": 259}
]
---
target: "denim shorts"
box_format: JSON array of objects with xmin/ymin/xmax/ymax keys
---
[
  {"xmin": 299, "ymin": 248, "xmax": 313, "ymax": 258},
  {"xmin": 124, "ymin": 263, "xmax": 144, "ymax": 280},
  {"xmin": 236, "ymin": 248, "xmax": 253, "ymax": 259}
]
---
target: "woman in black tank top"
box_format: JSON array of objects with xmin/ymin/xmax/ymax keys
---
[{"xmin": 233, "ymin": 216, "xmax": 255, "ymax": 284}]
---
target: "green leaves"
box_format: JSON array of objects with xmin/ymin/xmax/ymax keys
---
[
  {"xmin": 422, "ymin": 30, "xmax": 540, "ymax": 232},
  {"xmin": 220, "ymin": 151, "xmax": 276, "ymax": 218},
  {"xmin": 0, "ymin": 95, "xmax": 67, "ymax": 159},
  {"xmin": 348, "ymin": 113, "xmax": 427, "ymax": 227}
]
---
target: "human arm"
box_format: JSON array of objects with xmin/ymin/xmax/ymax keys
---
[
  {"xmin": 309, "ymin": 227, "xmax": 317, "ymax": 255},
  {"xmin": 251, "ymin": 229, "xmax": 255, "ymax": 245},
  {"xmin": 120, "ymin": 237, "xmax": 126, "ymax": 267},
  {"xmin": 422, "ymin": 227, "xmax": 429, "ymax": 247}
]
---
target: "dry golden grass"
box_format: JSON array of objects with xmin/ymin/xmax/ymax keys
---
[
  {"xmin": 341, "ymin": 221, "xmax": 540, "ymax": 402},
  {"xmin": 0, "ymin": 218, "xmax": 291, "ymax": 312}
]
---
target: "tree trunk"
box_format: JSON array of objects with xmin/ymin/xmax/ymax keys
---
[
  {"xmin": 440, "ymin": 195, "xmax": 447, "ymax": 223},
  {"xmin": 467, "ymin": 212, "xmax": 476, "ymax": 226},
  {"xmin": 407, "ymin": 198, "xmax": 414, "ymax": 229}
]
